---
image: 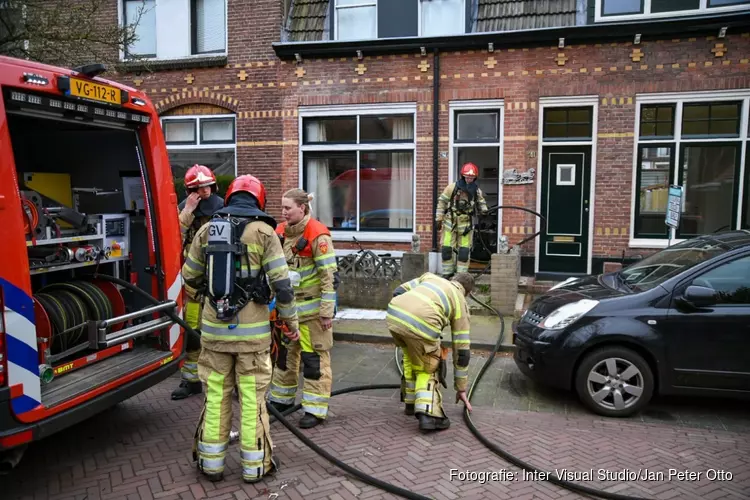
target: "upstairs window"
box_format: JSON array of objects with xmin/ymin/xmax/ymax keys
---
[
  {"xmin": 597, "ymin": 0, "xmax": 750, "ymax": 21},
  {"xmin": 122, "ymin": 0, "xmax": 227, "ymax": 60},
  {"xmin": 335, "ymin": 0, "xmax": 377, "ymax": 41},
  {"xmin": 334, "ymin": 0, "xmax": 466, "ymax": 40}
]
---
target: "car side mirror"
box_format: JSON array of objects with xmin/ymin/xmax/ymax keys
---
[{"xmin": 681, "ymin": 285, "xmax": 718, "ymax": 309}]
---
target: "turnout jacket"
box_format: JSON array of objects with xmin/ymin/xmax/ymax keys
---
[
  {"xmin": 435, "ymin": 181, "xmax": 488, "ymax": 223},
  {"xmin": 178, "ymin": 194, "xmax": 224, "ymax": 257},
  {"xmin": 386, "ymin": 272, "xmax": 471, "ymax": 392},
  {"xmin": 276, "ymin": 213, "xmax": 338, "ymax": 322},
  {"xmin": 181, "ymin": 218, "xmax": 299, "ymax": 353}
]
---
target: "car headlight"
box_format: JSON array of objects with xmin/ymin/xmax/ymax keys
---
[{"xmin": 539, "ymin": 299, "xmax": 599, "ymax": 330}]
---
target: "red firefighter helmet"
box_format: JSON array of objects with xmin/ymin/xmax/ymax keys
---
[
  {"xmin": 184, "ymin": 164, "xmax": 217, "ymax": 189},
  {"xmin": 460, "ymin": 162, "xmax": 479, "ymax": 178},
  {"xmin": 225, "ymin": 174, "xmax": 267, "ymax": 210}
]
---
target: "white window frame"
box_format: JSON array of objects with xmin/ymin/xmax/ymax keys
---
[
  {"xmin": 118, "ymin": 0, "xmax": 228, "ymax": 62},
  {"xmin": 298, "ymin": 103, "xmax": 418, "ymax": 243},
  {"xmin": 160, "ymin": 113, "xmax": 238, "ymax": 177},
  {"xmin": 417, "ymin": 0, "xmax": 466, "ymax": 37},
  {"xmin": 536, "ymin": 95, "xmax": 599, "ymax": 276},
  {"xmin": 448, "ymin": 99, "xmax": 505, "ymax": 253},
  {"xmin": 630, "ymin": 89, "xmax": 750, "ymax": 249},
  {"xmin": 334, "ymin": 0, "xmax": 378, "ymax": 41},
  {"xmin": 595, "ymin": 0, "xmax": 750, "ymax": 23}
]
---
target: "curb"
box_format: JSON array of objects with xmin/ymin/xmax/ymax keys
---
[{"xmin": 333, "ymin": 331, "xmax": 517, "ymax": 353}]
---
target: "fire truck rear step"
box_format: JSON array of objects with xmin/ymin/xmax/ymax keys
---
[{"xmin": 41, "ymin": 346, "xmax": 172, "ymax": 408}]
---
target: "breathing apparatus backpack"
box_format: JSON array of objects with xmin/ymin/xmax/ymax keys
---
[{"xmin": 204, "ymin": 215, "xmax": 272, "ymax": 321}]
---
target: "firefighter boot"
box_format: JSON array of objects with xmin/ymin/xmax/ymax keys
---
[
  {"xmin": 270, "ymin": 401, "xmax": 294, "ymax": 413},
  {"xmin": 299, "ymin": 412, "xmax": 323, "ymax": 429},
  {"xmin": 172, "ymin": 380, "xmax": 202, "ymax": 400},
  {"xmin": 404, "ymin": 403, "xmax": 415, "ymax": 416},
  {"xmin": 418, "ymin": 413, "xmax": 450, "ymax": 432}
]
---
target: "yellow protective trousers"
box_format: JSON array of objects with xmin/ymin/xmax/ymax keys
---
[
  {"xmin": 181, "ymin": 298, "xmax": 202, "ymax": 383},
  {"xmin": 268, "ymin": 320, "xmax": 333, "ymax": 419},
  {"xmin": 194, "ymin": 348, "xmax": 274, "ymax": 482},
  {"xmin": 441, "ymin": 214, "xmax": 473, "ymax": 276},
  {"xmin": 390, "ymin": 329, "xmax": 445, "ymax": 419}
]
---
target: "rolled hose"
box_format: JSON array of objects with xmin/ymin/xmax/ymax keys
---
[{"xmin": 93, "ymin": 263, "xmax": 653, "ymax": 500}]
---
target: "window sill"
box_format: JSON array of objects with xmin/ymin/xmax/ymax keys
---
[
  {"xmin": 331, "ymin": 231, "xmax": 414, "ymax": 243},
  {"xmin": 116, "ymin": 55, "xmax": 228, "ymax": 73},
  {"xmin": 629, "ymin": 239, "xmax": 686, "ymax": 249}
]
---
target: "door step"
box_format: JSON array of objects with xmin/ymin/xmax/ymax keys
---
[{"xmin": 41, "ymin": 346, "xmax": 171, "ymax": 408}]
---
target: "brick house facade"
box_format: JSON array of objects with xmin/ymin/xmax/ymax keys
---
[{"xmin": 107, "ymin": 0, "xmax": 750, "ymax": 278}]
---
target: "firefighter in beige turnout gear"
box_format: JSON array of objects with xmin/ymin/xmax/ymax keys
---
[
  {"xmin": 173, "ymin": 164, "xmax": 224, "ymax": 400},
  {"xmin": 387, "ymin": 272, "xmax": 474, "ymax": 432},
  {"xmin": 268, "ymin": 189, "xmax": 338, "ymax": 429},
  {"xmin": 182, "ymin": 175, "xmax": 300, "ymax": 483},
  {"xmin": 435, "ymin": 162, "xmax": 488, "ymax": 278}
]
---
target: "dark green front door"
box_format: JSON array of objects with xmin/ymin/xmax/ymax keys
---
[{"xmin": 539, "ymin": 146, "xmax": 591, "ymax": 276}]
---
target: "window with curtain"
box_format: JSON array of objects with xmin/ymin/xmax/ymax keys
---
[
  {"xmin": 124, "ymin": 0, "xmax": 157, "ymax": 57},
  {"xmin": 161, "ymin": 114, "xmax": 237, "ymax": 203},
  {"xmin": 301, "ymin": 111, "xmax": 415, "ymax": 232},
  {"xmin": 633, "ymin": 97, "xmax": 748, "ymax": 241},
  {"xmin": 192, "ymin": 0, "xmax": 226, "ymax": 54}
]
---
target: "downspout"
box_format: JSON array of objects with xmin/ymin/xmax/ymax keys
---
[{"xmin": 431, "ymin": 48, "xmax": 440, "ymax": 252}]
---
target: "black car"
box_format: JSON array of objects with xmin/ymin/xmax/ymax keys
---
[{"xmin": 513, "ymin": 230, "xmax": 750, "ymax": 418}]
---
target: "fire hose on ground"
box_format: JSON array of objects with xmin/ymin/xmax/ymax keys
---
[{"xmin": 91, "ymin": 204, "xmax": 654, "ymax": 500}]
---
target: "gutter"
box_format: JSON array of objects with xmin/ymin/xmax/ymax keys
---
[
  {"xmin": 432, "ymin": 48, "xmax": 440, "ymax": 253},
  {"xmin": 273, "ymin": 11, "xmax": 750, "ymax": 60}
]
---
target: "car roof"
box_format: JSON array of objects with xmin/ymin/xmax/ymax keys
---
[{"xmin": 692, "ymin": 230, "xmax": 750, "ymax": 250}]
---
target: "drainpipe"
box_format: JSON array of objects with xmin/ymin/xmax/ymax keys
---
[{"xmin": 431, "ymin": 48, "xmax": 440, "ymax": 252}]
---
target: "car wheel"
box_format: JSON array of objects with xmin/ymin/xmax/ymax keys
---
[{"xmin": 574, "ymin": 346, "xmax": 654, "ymax": 418}]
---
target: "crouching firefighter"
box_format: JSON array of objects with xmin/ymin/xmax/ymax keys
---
[
  {"xmin": 435, "ymin": 162, "xmax": 488, "ymax": 278},
  {"xmin": 386, "ymin": 272, "xmax": 474, "ymax": 432},
  {"xmin": 182, "ymin": 175, "xmax": 300, "ymax": 484},
  {"xmin": 268, "ymin": 189, "xmax": 339, "ymax": 429},
  {"xmin": 173, "ymin": 164, "xmax": 224, "ymax": 400}
]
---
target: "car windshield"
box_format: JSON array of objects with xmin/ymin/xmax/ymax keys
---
[{"xmin": 618, "ymin": 237, "xmax": 730, "ymax": 291}]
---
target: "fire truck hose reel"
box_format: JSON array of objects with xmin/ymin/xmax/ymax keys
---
[{"xmin": 91, "ymin": 201, "xmax": 652, "ymax": 500}]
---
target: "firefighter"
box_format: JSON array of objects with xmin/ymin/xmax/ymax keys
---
[
  {"xmin": 268, "ymin": 188, "xmax": 338, "ymax": 429},
  {"xmin": 172, "ymin": 164, "xmax": 224, "ymax": 400},
  {"xmin": 182, "ymin": 175, "xmax": 300, "ymax": 483},
  {"xmin": 386, "ymin": 272, "xmax": 474, "ymax": 432},
  {"xmin": 435, "ymin": 162, "xmax": 489, "ymax": 278}
]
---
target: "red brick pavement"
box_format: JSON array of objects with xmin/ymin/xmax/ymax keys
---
[{"xmin": 2, "ymin": 375, "xmax": 749, "ymax": 500}]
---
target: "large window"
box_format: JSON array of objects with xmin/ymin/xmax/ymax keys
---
[
  {"xmin": 161, "ymin": 114, "xmax": 236, "ymax": 202},
  {"xmin": 299, "ymin": 105, "xmax": 416, "ymax": 240},
  {"xmin": 596, "ymin": 0, "xmax": 750, "ymax": 21},
  {"xmin": 122, "ymin": 0, "xmax": 226, "ymax": 60},
  {"xmin": 632, "ymin": 93, "xmax": 750, "ymax": 245},
  {"xmin": 334, "ymin": 0, "xmax": 466, "ymax": 40}
]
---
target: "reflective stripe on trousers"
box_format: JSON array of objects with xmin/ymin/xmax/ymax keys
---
[
  {"xmin": 240, "ymin": 374, "xmax": 265, "ymax": 481},
  {"xmin": 268, "ymin": 381, "xmax": 296, "ymax": 405}
]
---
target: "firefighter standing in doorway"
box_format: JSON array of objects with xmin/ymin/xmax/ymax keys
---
[
  {"xmin": 386, "ymin": 272, "xmax": 474, "ymax": 432},
  {"xmin": 182, "ymin": 175, "xmax": 300, "ymax": 483},
  {"xmin": 435, "ymin": 162, "xmax": 489, "ymax": 278},
  {"xmin": 172, "ymin": 164, "xmax": 224, "ymax": 400},
  {"xmin": 268, "ymin": 188, "xmax": 338, "ymax": 429}
]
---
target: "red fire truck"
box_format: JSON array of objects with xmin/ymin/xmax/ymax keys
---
[{"xmin": 0, "ymin": 56, "xmax": 186, "ymax": 468}]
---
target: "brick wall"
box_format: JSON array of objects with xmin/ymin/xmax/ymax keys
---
[{"xmin": 103, "ymin": 1, "xmax": 750, "ymax": 262}]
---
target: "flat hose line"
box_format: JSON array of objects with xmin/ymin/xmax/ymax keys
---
[{"xmin": 92, "ymin": 221, "xmax": 655, "ymax": 500}]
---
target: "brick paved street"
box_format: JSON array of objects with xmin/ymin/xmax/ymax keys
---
[{"xmin": 2, "ymin": 342, "xmax": 749, "ymax": 500}]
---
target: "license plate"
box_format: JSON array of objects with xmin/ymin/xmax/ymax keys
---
[{"xmin": 69, "ymin": 77, "xmax": 122, "ymax": 105}]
